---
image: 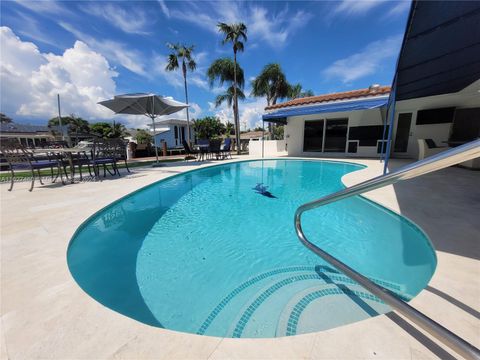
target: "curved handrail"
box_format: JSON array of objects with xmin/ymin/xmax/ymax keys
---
[{"xmin": 294, "ymin": 139, "xmax": 480, "ymax": 360}]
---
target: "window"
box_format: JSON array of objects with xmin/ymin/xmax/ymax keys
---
[
  {"xmin": 174, "ymin": 126, "xmax": 178, "ymax": 139},
  {"xmin": 348, "ymin": 125, "xmax": 387, "ymax": 146},
  {"xmin": 303, "ymin": 120, "xmax": 324, "ymax": 152},
  {"xmin": 416, "ymin": 107, "xmax": 455, "ymax": 125},
  {"xmin": 324, "ymin": 118, "xmax": 348, "ymax": 152}
]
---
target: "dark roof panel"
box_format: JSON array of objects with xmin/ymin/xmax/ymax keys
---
[{"xmin": 395, "ymin": 1, "xmax": 480, "ymax": 101}]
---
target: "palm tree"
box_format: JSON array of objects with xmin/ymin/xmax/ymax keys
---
[
  {"xmin": 217, "ymin": 22, "xmax": 247, "ymax": 154},
  {"xmin": 207, "ymin": 58, "xmax": 245, "ymax": 142},
  {"xmin": 165, "ymin": 43, "xmax": 196, "ymax": 145},
  {"xmin": 288, "ymin": 83, "xmax": 314, "ymax": 99},
  {"xmin": 251, "ymin": 63, "xmax": 290, "ymax": 106},
  {"xmin": 215, "ymin": 85, "xmax": 246, "ymax": 108}
]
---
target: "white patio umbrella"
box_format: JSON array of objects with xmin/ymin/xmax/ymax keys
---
[{"xmin": 98, "ymin": 93, "xmax": 189, "ymax": 165}]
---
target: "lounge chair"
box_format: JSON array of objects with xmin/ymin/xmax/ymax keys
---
[{"xmin": 417, "ymin": 139, "xmax": 449, "ymax": 160}]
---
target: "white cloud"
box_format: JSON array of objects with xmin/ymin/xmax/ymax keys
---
[
  {"xmin": 385, "ymin": 1, "xmax": 411, "ymax": 18},
  {"xmin": 0, "ymin": 27, "xmax": 117, "ymax": 121},
  {"xmin": 332, "ymin": 0, "xmax": 388, "ymax": 17},
  {"xmin": 157, "ymin": 0, "xmax": 170, "ymax": 18},
  {"xmin": 210, "ymin": 97, "xmax": 267, "ymax": 130},
  {"xmin": 59, "ymin": 22, "xmax": 147, "ymax": 76},
  {"xmin": 13, "ymin": 0, "xmax": 70, "ymax": 16},
  {"xmin": 322, "ymin": 35, "xmax": 402, "ymax": 84},
  {"xmin": 169, "ymin": 1, "xmax": 311, "ymax": 48},
  {"xmin": 80, "ymin": 3, "xmax": 150, "ymax": 35},
  {"xmin": 13, "ymin": 11, "xmax": 63, "ymax": 48}
]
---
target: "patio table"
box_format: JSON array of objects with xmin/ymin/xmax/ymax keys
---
[{"xmin": 193, "ymin": 144, "xmax": 209, "ymax": 161}]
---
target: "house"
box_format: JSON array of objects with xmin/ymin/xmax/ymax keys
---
[
  {"xmin": 262, "ymin": 1, "xmax": 480, "ymax": 164},
  {"xmin": 263, "ymin": 85, "xmax": 390, "ymax": 158},
  {"xmin": 0, "ymin": 122, "xmax": 54, "ymax": 147},
  {"xmin": 262, "ymin": 83, "xmax": 479, "ymax": 160},
  {"xmin": 147, "ymin": 119, "xmax": 194, "ymax": 149}
]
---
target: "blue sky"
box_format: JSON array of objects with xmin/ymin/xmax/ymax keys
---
[{"xmin": 0, "ymin": 0, "xmax": 410, "ymax": 129}]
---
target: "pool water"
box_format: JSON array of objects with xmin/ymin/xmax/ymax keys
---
[{"xmin": 67, "ymin": 160, "xmax": 437, "ymax": 338}]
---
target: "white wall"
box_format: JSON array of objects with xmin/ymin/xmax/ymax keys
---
[{"xmin": 249, "ymin": 139, "xmax": 287, "ymax": 156}]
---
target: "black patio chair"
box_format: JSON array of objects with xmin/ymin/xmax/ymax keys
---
[
  {"xmin": 90, "ymin": 138, "xmax": 121, "ymax": 179},
  {"xmin": 182, "ymin": 140, "xmax": 198, "ymax": 161},
  {"xmin": 197, "ymin": 139, "xmax": 210, "ymax": 160},
  {"xmin": 0, "ymin": 138, "xmax": 65, "ymax": 191},
  {"xmin": 209, "ymin": 139, "xmax": 222, "ymax": 160},
  {"xmin": 220, "ymin": 138, "xmax": 232, "ymax": 159},
  {"xmin": 113, "ymin": 138, "xmax": 131, "ymax": 173}
]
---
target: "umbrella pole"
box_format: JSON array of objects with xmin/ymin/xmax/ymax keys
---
[{"xmin": 152, "ymin": 115, "xmax": 160, "ymax": 164}]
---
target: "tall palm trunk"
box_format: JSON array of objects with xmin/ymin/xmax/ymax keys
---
[
  {"xmin": 182, "ymin": 61, "xmax": 191, "ymax": 145},
  {"xmin": 233, "ymin": 50, "xmax": 241, "ymax": 155}
]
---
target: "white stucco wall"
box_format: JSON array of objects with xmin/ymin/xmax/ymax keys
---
[{"xmin": 249, "ymin": 139, "xmax": 287, "ymax": 156}]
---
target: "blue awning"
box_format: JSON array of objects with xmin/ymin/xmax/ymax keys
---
[{"xmin": 262, "ymin": 97, "xmax": 388, "ymax": 122}]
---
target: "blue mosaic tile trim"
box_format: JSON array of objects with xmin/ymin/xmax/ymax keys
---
[
  {"xmin": 285, "ymin": 288, "xmax": 384, "ymax": 336},
  {"xmin": 197, "ymin": 265, "xmax": 406, "ymax": 336},
  {"xmin": 197, "ymin": 266, "xmax": 322, "ymax": 335},
  {"xmin": 232, "ymin": 274, "xmax": 323, "ymax": 338}
]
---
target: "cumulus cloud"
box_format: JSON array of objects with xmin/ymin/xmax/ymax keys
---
[
  {"xmin": 210, "ymin": 97, "xmax": 267, "ymax": 130},
  {"xmin": 0, "ymin": 27, "xmax": 117, "ymax": 121},
  {"xmin": 322, "ymin": 35, "xmax": 402, "ymax": 84}
]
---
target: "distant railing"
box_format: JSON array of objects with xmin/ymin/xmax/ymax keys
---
[{"xmin": 294, "ymin": 139, "xmax": 480, "ymax": 360}]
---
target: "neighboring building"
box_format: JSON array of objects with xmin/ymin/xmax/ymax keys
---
[
  {"xmin": 147, "ymin": 119, "xmax": 194, "ymax": 148},
  {"xmin": 0, "ymin": 122, "xmax": 54, "ymax": 147}
]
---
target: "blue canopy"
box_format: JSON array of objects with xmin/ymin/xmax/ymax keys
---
[{"xmin": 262, "ymin": 97, "xmax": 388, "ymax": 123}]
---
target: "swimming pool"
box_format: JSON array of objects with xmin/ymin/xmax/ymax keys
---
[{"xmin": 67, "ymin": 159, "xmax": 437, "ymax": 338}]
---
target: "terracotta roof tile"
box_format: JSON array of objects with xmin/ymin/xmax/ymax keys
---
[{"xmin": 265, "ymin": 86, "xmax": 391, "ymax": 111}]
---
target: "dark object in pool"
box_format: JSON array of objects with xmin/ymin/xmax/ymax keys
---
[{"xmin": 253, "ymin": 183, "xmax": 277, "ymax": 198}]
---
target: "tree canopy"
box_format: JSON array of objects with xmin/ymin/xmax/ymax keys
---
[
  {"xmin": 192, "ymin": 116, "xmax": 225, "ymax": 139},
  {"xmin": 0, "ymin": 113, "xmax": 13, "ymax": 123}
]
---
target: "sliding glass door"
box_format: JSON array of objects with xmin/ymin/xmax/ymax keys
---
[
  {"xmin": 303, "ymin": 120, "xmax": 324, "ymax": 152},
  {"xmin": 303, "ymin": 118, "xmax": 348, "ymax": 153},
  {"xmin": 324, "ymin": 118, "xmax": 348, "ymax": 152}
]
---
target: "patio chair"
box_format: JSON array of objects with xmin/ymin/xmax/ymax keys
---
[
  {"xmin": 0, "ymin": 138, "xmax": 65, "ymax": 191},
  {"xmin": 417, "ymin": 139, "xmax": 449, "ymax": 160},
  {"xmin": 113, "ymin": 138, "xmax": 131, "ymax": 173},
  {"xmin": 90, "ymin": 138, "xmax": 121, "ymax": 179},
  {"xmin": 197, "ymin": 139, "xmax": 210, "ymax": 160},
  {"xmin": 182, "ymin": 140, "xmax": 198, "ymax": 161},
  {"xmin": 209, "ymin": 139, "xmax": 222, "ymax": 160},
  {"xmin": 220, "ymin": 138, "xmax": 232, "ymax": 159}
]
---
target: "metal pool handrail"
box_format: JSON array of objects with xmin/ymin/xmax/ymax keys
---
[{"xmin": 294, "ymin": 139, "xmax": 480, "ymax": 360}]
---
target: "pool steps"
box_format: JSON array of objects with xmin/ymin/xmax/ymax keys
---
[{"xmin": 197, "ymin": 265, "xmax": 403, "ymax": 337}]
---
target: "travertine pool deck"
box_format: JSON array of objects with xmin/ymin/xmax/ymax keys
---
[{"xmin": 1, "ymin": 156, "xmax": 479, "ymax": 359}]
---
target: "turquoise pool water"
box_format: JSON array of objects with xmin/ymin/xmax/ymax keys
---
[{"xmin": 67, "ymin": 160, "xmax": 437, "ymax": 338}]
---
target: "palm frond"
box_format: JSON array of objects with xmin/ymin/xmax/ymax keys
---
[{"xmin": 165, "ymin": 54, "xmax": 179, "ymax": 71}]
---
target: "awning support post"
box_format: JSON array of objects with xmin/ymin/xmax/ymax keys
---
[
  {"xmin": 383, "ymin": 79, "xmax": 397, "ymax": 174},
  {"xmin": 262, "ymin": 120, "xmax": 265, "ymax": 158}
]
